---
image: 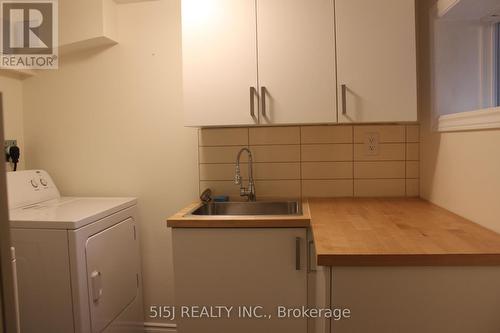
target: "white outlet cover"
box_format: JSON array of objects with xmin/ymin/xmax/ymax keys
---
[{"xmin": 364, "ymin": 132, "xmax": 379, "ymax": 156}]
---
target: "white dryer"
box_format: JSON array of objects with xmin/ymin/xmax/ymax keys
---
[{"xmin": 7, "ymin": 170, "xmax": 144, "ymax": 333}]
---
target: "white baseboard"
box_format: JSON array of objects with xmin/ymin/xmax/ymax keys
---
[{"xmin": 144, "ymin": 322, "xmax": 177, "ymax": 333}]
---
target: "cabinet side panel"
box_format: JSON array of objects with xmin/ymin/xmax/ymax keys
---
[{"xmin": 10, "ymin": 229, "xmax": 74, "ymax": 333}]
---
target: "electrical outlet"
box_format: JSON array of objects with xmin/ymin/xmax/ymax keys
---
[
  {"xmin": 4, "ymin": 140, "xmax": 17, "ymax": 152},
  {"xmin": 364, "ymin": 132, "xmax": 379, "ymax": 156}
]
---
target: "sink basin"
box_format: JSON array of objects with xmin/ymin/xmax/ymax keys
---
[{"xmin": 190, "ymin": 201, "xmax": 302, "ymax": 216}]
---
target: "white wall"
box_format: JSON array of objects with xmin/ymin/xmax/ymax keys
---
[
  {"xmin": 419, "ymin": 0, "xmax": 500, "ymax": 234},
  {"xmin": 22, "ymin": 0, "xmax": 198, "ymax": 324},
  {"xmin": 0, "ymin": 76, "xmax": 24, "ymax": 171}
]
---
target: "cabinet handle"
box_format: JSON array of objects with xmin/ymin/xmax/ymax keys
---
[
  {"xmin": 261, "ymin": 86, "xmax": 267, "ymax": 117},
  {"xmin": 295, "ymin": 237, "xmax": 301, "ymax": 271},
  {"xmin": 341, "ymin": 84, "xmax": 347, "ymax": 115},
  {"xmin": 308, "ymin": 240, "xmax": 317, "ymax": 273},
  {"xmin": 250, "ymin": 87, "xmax": 257, "ymax": 118}
]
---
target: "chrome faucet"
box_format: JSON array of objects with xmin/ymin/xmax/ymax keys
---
[{"xmin": 234, "ymin": 148, "xmax": 256, "ymax": 201}]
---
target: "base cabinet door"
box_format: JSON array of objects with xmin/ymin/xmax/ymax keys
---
[
  {"xmin": 330, "ymin": 267, "xmax": 500, "ymax": 333},
  {"xmin": 307, "ymin": 235, "xmax": 331, "ymax": 333},
  {"xmin": 173, "ymin": 228, "xmax": 308, "ymax": 333}
]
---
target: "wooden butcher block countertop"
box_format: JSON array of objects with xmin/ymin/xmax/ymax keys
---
[{"xmin": 309, "ymin": 198, "xmax": 500, "ymax": 266}]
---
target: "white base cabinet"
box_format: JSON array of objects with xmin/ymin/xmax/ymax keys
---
[
  {"xmin": 172, "ymin": 228, "xmax": 308, "ymax": 333},
  {"xmin": 329, "ymin": 267, "xmax": 500, "ymax": 333}
]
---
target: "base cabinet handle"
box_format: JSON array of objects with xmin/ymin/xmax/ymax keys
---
[{"xmin": 295, "ymin": 237, "xmax": 301, "ymax": 271}]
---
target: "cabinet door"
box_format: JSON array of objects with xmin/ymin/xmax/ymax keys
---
[
  {"xmin": 182, "ymin": 0, "xmax": 259, "ymax": 126},
  {"xmin": 336, "ymin": 0, "xmax": 417, "ymax": 123},
  {"xmin": 257, "ymin": 0, "xmax": 337, "ymax": 124},
  {"xmin": 173, "ymin": 228, "xmax": 308, "ymax": 333}
]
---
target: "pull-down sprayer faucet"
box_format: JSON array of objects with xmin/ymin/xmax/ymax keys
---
[{"xmin": 234, "ymin": 148, "xmax": 256, "ymax": 201}]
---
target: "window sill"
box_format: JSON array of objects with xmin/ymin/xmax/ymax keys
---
[{"xmin": 438, "ymin": 107, "xmax": 500, "ymax": 132}]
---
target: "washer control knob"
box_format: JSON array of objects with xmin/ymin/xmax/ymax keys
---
[
  {"xmin": 30, "ymin": 179, "xmax": 39, "ymax": 188},
  {"xmin": 39, "ymin": 178, "xmax": 48, "ymax": 186}
]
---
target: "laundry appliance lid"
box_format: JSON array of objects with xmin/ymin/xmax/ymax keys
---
[{"xmin": 9, "ymin": 197, "xmax": 137, "ymax": 230}]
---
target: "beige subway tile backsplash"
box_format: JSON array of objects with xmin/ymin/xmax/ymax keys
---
[
  {"xmin": 302, "ymin": 180, "xmax": 353, "ymax": 198},
  {"xmin": 354, "ymin": 143, "xmax": 405, "ymax": 161},
  {"xmin": 256, "ymin": 180, "xmax": 301, "ymax": 198},
  {"xmin": 200, "ymin": 181, "xmax": 240, "ymax": 196},
  {"xmin": 249, "ymin": 126, "xmax": 300, "ymax": 145},
  {"xmin": 199, "ymin": 128, "xmax": 248, "ymax": 146},
  {"xmin": 301, "ymin": 144, "xmax": 353, "ymax": 161},
  {"xmin": 354, "ymin": 125, "xmax": 405, "ymax": 143},
  {"xmin": 301, "ymin": 126, "xmax": 352, "ymax": 144},
  {"xmin": 302, "ymin": 162, "xmax": 352, "ymax": 179},
  {"xmin": 198, "ymin": 124, "xmax": 420, "ymax": 199},
  {"xmin": 199, "ymin": 146, "xmax": 248, "ymax": 164},
  {"xmin": 406, "ymin": 125, "xmax": 420, "ymax": 143},
  {"xmin": 406, "ymin": 161, "xmax": 419, "ymax": 179},
  {"xmin": 406, "ymin": 179, "xmax": 420, "ymax": 197},
  {"xmin": 254, "ymin": 163, "xmax": 300, "ymax": 180},
  {"xmin": 354, "ymin": 161, "xmax": 405, "ymax": 179},
  {"xmin": 200, "ymin": 163, "xmax": 248, "ymax": 181},
  {"xmin": 354, "ymin": 179, "xmax": 406, "ymax": 197},
  {"xmin": 406, "ymin": 143, "xmax": 419, "ymax": 161},
  {"xmin": 251, "ymin": 145, "xmax": 300, "ymax": 162}
]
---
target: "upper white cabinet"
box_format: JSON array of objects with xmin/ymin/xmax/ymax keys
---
[
  {"xmin": 336, "ymin": 0, "xmax": 417, "ymax": 123},
  {"xmin": 182, "ymin": 0, "xmax": 337, "ymax": 126},
  {"xmin": 182, "ymin": 0, "xmax": 417, "ymax": 127},
  {"xmin": 257, "ymin": 0, "xmax": 337, "ymax": 124},
  {"xmin": 182, "ymin": 0, "xmax": 259, "ymax": 127}
]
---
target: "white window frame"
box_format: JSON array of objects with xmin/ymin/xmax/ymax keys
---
[{"xmin": 432, "ymin": 0, "xmax": 500, "ymax": 132}]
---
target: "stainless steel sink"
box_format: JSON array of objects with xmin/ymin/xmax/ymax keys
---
[{"xmin": 189, "ymin": 201, "xmax": 302, "ymax": 216}]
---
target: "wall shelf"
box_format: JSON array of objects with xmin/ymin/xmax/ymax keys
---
[
  {"xmin": 114, "ymin": 0, "xmax": 159, "ymax": 3},
  {"xmin": 59, "ymin": 36, "xmax": 118, "ymax": 56}
]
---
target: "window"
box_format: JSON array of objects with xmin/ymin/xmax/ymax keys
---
[
  {"xmin": 431, "ymin": 3, "xmax": 500, "ymax": 132},
  {"xmin": 496, "ymin": 22, "xmax": 500, "ymax": 107}
]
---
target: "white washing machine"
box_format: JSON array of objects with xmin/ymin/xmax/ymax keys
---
[{"xmin": 7, "ymin": 170, "xmax": 144, "ymax": 333}]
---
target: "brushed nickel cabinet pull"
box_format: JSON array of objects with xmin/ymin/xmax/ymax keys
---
[
  {"xmin": 308, "ymin": 240, "xmax": 317, "ymax": 273},
  {"xmin": 341, "ymin": 84, "xmax": 347, "ymax": 115},
  {"xmin": 250, "ymin": 87, "xmax": 257, "ymax": 118},
  {"xmin": 261, "ymin": 86, "xmax": 267, "ymax": 117},
  {"xmin": 295, "ymin": 237, "xmax": 301, "ymax": 271}
]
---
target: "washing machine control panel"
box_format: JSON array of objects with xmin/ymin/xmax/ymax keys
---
[{"xmin": 7, "ymin": 170, "xmax": 61, "ymax": 210}]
